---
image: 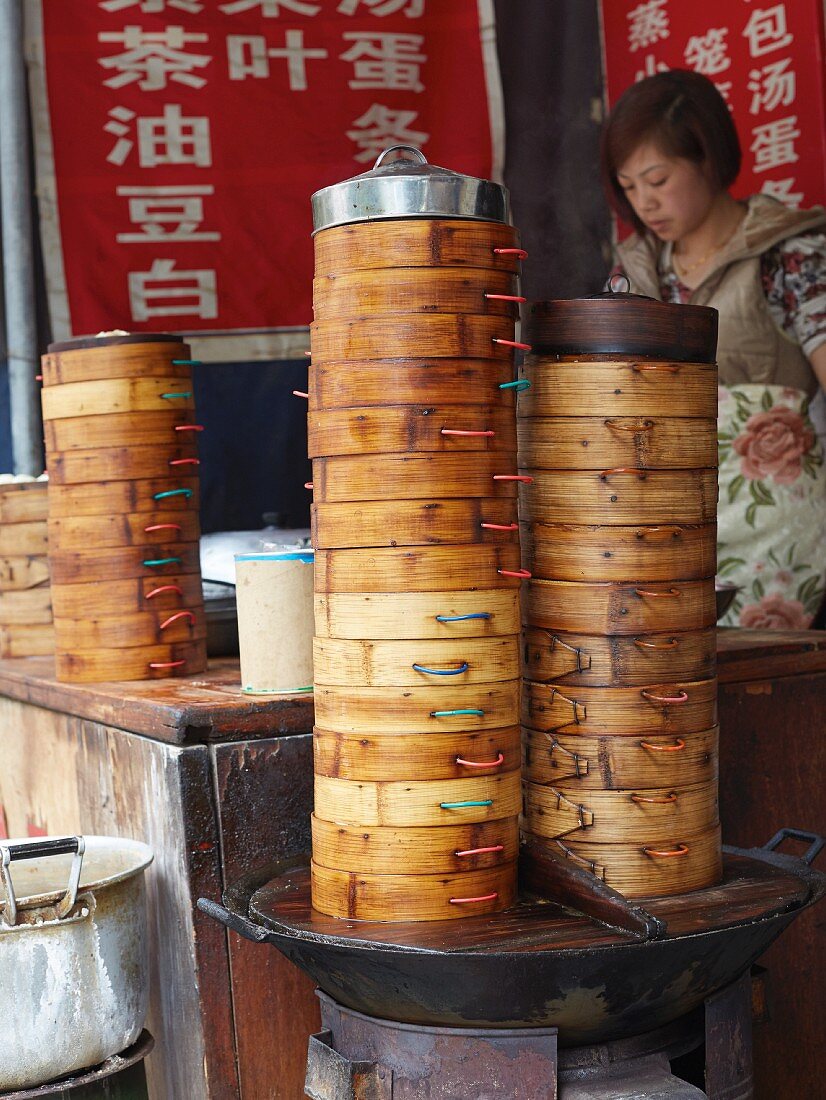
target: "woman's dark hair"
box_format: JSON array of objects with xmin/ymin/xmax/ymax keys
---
[{"xmin": 601, "ymin": 69, "xmax": 742, "ymax": 233}]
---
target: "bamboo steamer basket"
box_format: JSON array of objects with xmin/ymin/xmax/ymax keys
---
[
  {"xmin": 48, "ymin": 478, "xmax": 199, "ymax": 517},
  {"xmin": 309, "ymin": 360, "xmax": 518, "ymax": 411},
  {"xmin": 55, "ymin": 639, "xmax": 207, "ymax": 683},
  {"xmin": 0, "ymin": 588, "xmax": 52, "ymax": 625},
  {"xmin": 522, "ymin": 627, "xmax": 716, "ymax": 687},
  {"xmin": 516, "ymin": 417, "xmax": 718, "ymax": 469},
  {"xmin": 45, "ymin": 409, "xmax": 199, "ymax": 452},
  {"xmin": 53, "ymin": 608, "xmax": 206, "ymax": 649},
  {"xmin": 42, "ymin": 334, "xmax": 193, "ymax": 386},
  {"xmin": 522, "ymin": 678, "xmax": 717, "ymax": 736},
  {"xmin": 313, "ymin": 499, "xmax": 518, "ymax": 549},
  {"xmin": 313, "ymin": 726, "xmax": 521, "ymax": 781},
  {"xmin": 312, "ymin": 315, "xmax": 516, "ymax": 363},
  {"xmin": 308, "ymin": 405, "xmax": 515, "ymax": 458},
  {"xmin": 314, "ymin": 681, "xmax": 520, "ymax": 734},
  {"xmin": 527, "ymin": 825, "xmax": 722, "ymax": 898},
  {"xmin": 41, "ymin": 377, "xmax": 195, "ymax": 420},
  {"xmin": 47, "ymin": 444, "xmax": 198, "ymax": 486},
  {"xmin": 0, "ymin": 482, "xmax": 49, "ymax": 524},
  {"xmin": 0, "ymin": 521, "xmax": 48, "ymax": 556},
  {"xmin": 51, "ymin": 573, "xmax": 203, "ymax": 617},
  {"xmin": 48, "ymin": 511, "xmax": 201, "ymax": 551},
  {"xmin": 523, "ymin": 778, "xmax": 718, "ymax": 843},
  {"xmin": 312, "ymin": 453, "xmax": 520, "ymax": 503},
  {"xmin": 0, "ymin": 624, "xmax": 54, "ymax": 658},
  {"xmin": 313, "ymin": 636, "xmax": 519, "ymax": 687},
  {"xmin": 518, "ymin": 469, "xmax": 717, "ymax": 526},
  {"xmin": 521, "ymin": 523, "xmax": 716, "ymax": 583},
  {"xmin": 0, "ymin": 559, "xmax": 50, "ymax": 592},
  {"xmin": 522, "ymin": 725, "xmax": 718, "ymax": 790},
  {"xmin": 314, "ymin": 546, "xmax": 524, "ymax": 593},
  {"xmin": 311, "ymin": 816, "xmax": 519, "ymax": 875},
  {"xmin": 314, "ymin": 590, "xmax": 520, "ymax": 639},
  {"xmin": 313, "ymin": 269, "xmax": 520, "ymax": 318},
  {"xmin": 315, "ymin": 772, "xmax": 521, "ymax": 827},
  {"xmin": 311, "ymin": 860, "xmax": 518, "ymax": 921},
  {"xmin": 523, "ymin": 578, "xmax": 716, "ymax": 634},
  {"xmin": 49, "ymin": 542, "xmax": 201, "ymax": 585}
]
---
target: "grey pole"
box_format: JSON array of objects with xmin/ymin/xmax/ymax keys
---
[{"xmin": 0, "ymin": 0, "xmax": 43, "ymax": 475}]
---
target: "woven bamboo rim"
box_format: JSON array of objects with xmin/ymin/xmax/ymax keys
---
[
  {"xmin": 49, "ymin": 511, "xmax": 201, "ymax": 552},
  {"xmin": 314, "ymin": 545, "xmax": 523, "ymax": 593},
  {"xmin": 54, "ymin": 608, "xmax": 206, "ymax": 649},
  {"xmin": 49, "ymin": 542, "xmax": 201, "ymax": 585},
  {"xmin": 41, "ymin": 377, "xmax": 195, "ymax": 420},
  {"xmin": 47, "ymin": 444, "xmax": 199, "ymax": 486},
  {"xmin": 314, "ymin": 681, "xmax": 520, "ymax": 733},
  {"xmin": 518, "ymin": 469, "xmax": 717, "ymax": 526},
  {"xmin": 313, "ymin": 726, "xmax": 521, "ymax": 781},
  {"xmin": 0, "ymin": 521, "xmax": 48, "ymax": 557},
  {"xmin": 48, "ymin": 478, "xmax": 200, "ymax": 518},
  {"xmin": 309, "ymin": 360, "xmax": 517, "ymax": 410},
  {"xmin": 0, "ymin": 558, "xmax": 50, "ymax": 593},
  {"xmin": 55, "ymin": 639, "xmax": 207, "ymax": 684},
  {"xmin": 41, "ymin": 342, "xmax": 191, "ymax": 386},
  {"xmin": 0, "ymin": 623, "xmax": 54, "ymax": 658},
  {"xmin": 312, "ymin": 452, "xmax": 520, "ymax": 503},
  {"xmin": 308, "ymin": 404, "xmax": 516, "ymax": 458},
  {"xmin": 516, "ymin": 416, "xmax": 718, "ymax": 469},
  {"xmin": 521, "ymin": 522, "xmax": 717, "ymax": 583},
  {"xmin": 45, "ymin": 409, "xmax": 198, "ymax": 452},
  {"xmin": 516, "ymin": 358, "xmax": 717, "ymax": 419},
  {"xmin": 51, "ymin": 573, "xmax": 203, "ymax": 618},
  {"xmin": 523, "ymin": 578, "xmax": 716, "ymax": 634},
  {"xmin": 0, "ymin": 587, "xmax": 52, "ymax": 624},
  {"xmin": 312, "ymin": 498, "xmax": 518, "ymax": 550},
  {"xmin": 310, "ymin": 860, "xmax": 518, "ymax": 921},
  {"xmin": 313, "ymin": 636, "xmax": 520, "ymax": 687},
  {"xmin": 311, "ymin": 814, "xmax": 519, "ymax": 875},
  {"xmin": 522, "ymin": 626, "xmax": 716, "ymax": 687},
  {"xmin": 522, "ymin": 725, "xmax": 719, "ymax": 790},
  {"xmin": 314, "ymin": 219, "xmax": 520, "ymax": 277},
  {"xmin": 0, "ymin": 482, "xmax": 48, "ymax": 524},
  {"xmin": 311, "ymin": 316, "xmax": 517, "ymax": 364},
  {"xmin": 522, "ymin": 678, "xmax": 718, "ymax": 735},
  {"xmin": 314, "ymin": 589, "xmax": 520, "ymax": 639},
  {"xmin": 313, "ymin": 269, "xmax": 521, "ymax": 319}
]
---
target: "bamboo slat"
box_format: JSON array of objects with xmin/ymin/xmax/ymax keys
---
[
  {"xmin": 516, "ymin": 359, "xmax": 717, "ymax": 418},
  {"xmin": 312, "ymin": 499, "xmax": 518, "ymax": 549},
  {"xmin": 0, "ymin": 558, "xmax": 50, "ymax": 592},
  {"xmin": 49, "ymin": 542, "xmax": 201, "ymax": 584},
  {"xmin": 53, "ymin": 608, "xmax": 206, "ymax": 649},
  {"xmin": 521, "ymin": 522, "xmax": 716, "ymax": 583},
  {"xmin": 314, "ymin": 219, "xmax": 520, "ymax": 277},
  {"xmin": 523, "ymin": 578, "xmax": 716, "ymax": 634},
  {"xmin": 311, "ymin": 316, "xmax": 515, "ymax": 363},
  {"xmin": 313, "ymin": 726, "xmax": 521, "ymax": 781},
  {"xmin": 522, "ymin": 627, "xmax": 717, "ymax": 687},
  {"xmin": 48, "ymin": 511, "xmax": 201, "ymax": 552},
  {"xmin": 51, "ymin": 573, "xmax": 203, "ymax": 617},
  {"xmin": 308, "ymin": 404, "xmax": 515, "ymax": 457},
  {"xmin": 522, "ymin": 725, "xmax": 719, "ymax": 790},
  {"xmin": 314, "ymin": 681, "xmax": 520, "ymax": 733},
  {"xmin": 310, "ymin": 860, "xmax": 518, "ymax": 921},
  {"xmin": 309, "ymin": 360, "xmax": 517, "ymax": 410},
  {"xmin": 313, "ymin": 636, "xmax": 519, "ymax": 686},
  {"xmin": 41, "ymin": 377, "xmax": 195, "ymax": 421},
  {"xmin": 314, "ymin": 545, "xmax": 523, "ymax": 593},
  {"xmin": 313, "ymin": 269, "xmax": 520, "ymax": 318},
  {"xmin": 518, "ymin": 469, "xmax": 718, "ymax": 526},
  {"xmin": 314, "ymin": 772, "xmax": 521, "ymax": 827},
  {"xmin": 45, "ymin": 409, "xmax": 198, "ymax": 452},
  {"xmin": 48, "ymin": 478, "xmax": 200, "ymax": 517},
  {"xmin": 0, "ymin": 521, "xmax": 48, "ymax": 556},
  {"xmin": 314, "ymin": 590, "xmax": 521, "ymax": 639},
  {"xmin": 41, "ymin": 341, "xmax": 190, "ymax": 385},
  {"xmin": 522, "ymin": 678, "xmax": 717, "ymax": 735},
  {"xmin": 0, "ymin": 623, "xmax": 54, "ymax": 657},
  {"xmin": 311, "ymin": 815, "xmax": 519, "ymax": 875},
  {"xmin": 0, "ymin": 588, "xmax": 52, "ymax": 624},
  {"xmin": 47, "ymin": 444, "xmax": 199, "ymax": 486},
  {"xmin": 55, "ymin": 639, "xmax": 207, "ymax": 683},
  {"xmin": 313, "ymin": 453, "xmax": 519, "ymax": 503},
  {"xmin": 516, "ymin": 416, "xmax": 718, "ymax": 469},
  {"xmin": 0, "ymin": 482, "xmax": 49, "ymax": 524}
]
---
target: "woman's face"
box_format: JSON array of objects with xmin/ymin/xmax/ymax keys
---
[{"xmin": 616, "ymin": 141, "xmax": 716, "ymax": 241}]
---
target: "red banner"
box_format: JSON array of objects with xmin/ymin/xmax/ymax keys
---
[
  {"xmin": 27, "ymin": 0, "xmax": 501, "ymax": 359},
  {"xmin": 601, "ymin": 0, "xmax": 826, "ymax": 223}
]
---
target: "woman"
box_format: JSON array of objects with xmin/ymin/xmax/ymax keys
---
[{"xmin": 602, "ymin": 69, "xmax": 826, "ymax": 629}]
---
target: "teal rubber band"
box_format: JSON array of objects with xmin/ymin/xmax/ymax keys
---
[
  {"xmin": 499, "ymin": 379, "xmax": 531, "ymax": 391},
  {"xmin": 143, "ymin": 557, "xmax": 183, "ymax": 567},
  {"xmin": 440, "ymin": 800, "xmax": 493, "ymax": 809},
  {"xmin": 161, "ymin": 391, "xmax": 192, "ymax": 400},
  {"xmin": 172, "ymin": 359, "xmax": 202, "ymax": 366},
  {"xmin": 430, "ymin": 708, "xmax": 484, "ymax": 717},
  {"xmin": 153, "ymin": 489, "xmax": 193, "ymax": 501}
]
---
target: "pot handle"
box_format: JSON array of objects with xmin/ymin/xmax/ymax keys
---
[
  {"xmin": 763, "ymin": 828, "xmax": 825, "ymax": 866},
  {"xmin": 0, "ymin": 835, "xmax": 85, "ymax": 927},
  {"xmin": 197, "ymin": 897, "xmax": 270, "ymax": 943}
]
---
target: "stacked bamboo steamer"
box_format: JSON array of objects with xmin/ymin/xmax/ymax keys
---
[
  {"xmin": 308, "ymin": 147, "xmax": 530, "ymax": 921},
  {"xmin": 518, "ymin": 288, "xmax": 722, "ymax": 898},
  {"xmin": 41, "ymin": 334, "xmax": 207, "ymax": 683},
  {"xmin": 0, "ymin": 479, "xmax": 53, "ymax": 656}
]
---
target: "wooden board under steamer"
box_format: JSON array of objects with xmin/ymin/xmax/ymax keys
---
[
  {"xmin": 41, "ymin": 377, "xmax": 195, "ymax": 420},
  {"xmin": 521, "ymin": 627, "xmax": 716, "ymax": 687},
  {"xmin": 309, "ymin": 360, "xmax": 518, "ymax": 410},
  {"xmin": 521, "ymin": 522, "xmax": 716, "ymax": 583},
  {"xmin": 55, "ymin": 639, "xmax": 207, "ymax": 683},
  {"xmin": 313, "ymin": 268, "xmax": 520, "ymax": 318},
  {"xmin": 49, "ymin": 542, "xmax": 201, "ymax": 584},
  {"xmin": 53, "ymin": 609, "xmax": 206, "ymax": 649},
  {"xmin": 311, "ymin": 860, "xmax": 518, "ymax": 921},
  {"xmin": 523, "ymin": 578, "xmax": 717, "ymax": 635},
  {"xmin": 51, "ymin": 573, "xmax": 203, "ymax": 618},
  {"xmin": 516, "ymin": 416, "xmax": 718, "ymax": 469},
  {"xmin": 308, "ymin": 404, "xmax": 516, "ymax": 458},
  {"xmin": 516, "ymin": 359, "xmax": 717, "ymax": 419},
  {"xmin": 41, "ymin": 341, "xmax": 191, "ymax": 386},
  {"xmin": 45, "ymin": 409, "xmax": 198, "ymax": 452},
  {"xmin": 0, "ymin": 558, "xmax": 50, "ymax": 593},
  {"xmin": 0, "ymin": 483, "xmax": 49, "ymax": 524},
  {"xmin": 312, "ymin": 453, "xmax": 520, "ymax": 503},
  {"xmin": 0, "ymin": 521, "xmax": 48, "ymax": 556},
  {"xmin": 47, "ymin": 444, "xmax": 199, "ymax": 485},
  {"xmin": 313, "ymin": 726, "xmax": 521, "ymax": 782},
  {"xmin": 311, "ymin": 815, "xmax": 519, "ymax": 875},
  {"xmin": 314, "ymin": 545, "xmax": 523, "ymax": 593},
  {"xmin": 522, "ymin": 725, "xmax": 719, "ymax": 790},
  {"xmin": 0, "ymin": 623, "xmax": 54, "ymax": 657},
  {"xmin": 49, "ymin": 511, "xmax": 201, "ymax": 552},
  {"xmin": 311, "ymin": 316, "xmax": 515, "ymax": 363},
  {"xmin": 48, "ymin": 478, "xmax": 200, "ymax": 518},
  {"xmin": 314, "ymin": 590, "xmax": 521, "ymax": 640},
  {"xmin": 312, "ymin": 499, "xmax": 518, "ymax": 549},
  {"xmin": 314, "ymin": 681, "xmax": 520, "ymax": 734},
  {"xmin": 313, "ymin": 636, "xmax": 519, "ymax": 687},
  {"xmin": 0, "ymin": 587, "xmax": 52, "ymax": 625}
]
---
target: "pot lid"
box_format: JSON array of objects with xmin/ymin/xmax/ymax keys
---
[{"xmin": 311, "ymin": 145, "xmax": 510, "ymax": 233}]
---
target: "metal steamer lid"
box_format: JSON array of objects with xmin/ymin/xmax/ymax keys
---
[{"xmin": 311, "ymin": 145, "xmax": 510, "ymax": 232}]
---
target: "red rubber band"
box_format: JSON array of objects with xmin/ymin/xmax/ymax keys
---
[
  {"xmin": 440, "ymin": 428, "xmax": 496, "ymax": 437},
  {"xmin": 639, "ymin": 738, "xmax": 686, "ymax": 752},
  {"xmin": 455, "ymin": 752, "xmax": 505, "ymax": 769},
  {"xmin": 484, "ymin": 293, "xmax": 527, "ymax": 302},
  {"xmin": 169, "ymin": 457, "xmax": 200, "ymax": 466},
  {"xmin": 493, "ymin": 338, "xmax": 532, "ymax": 351},
  {"xmin": 35, "ymin": 374, "xmax": 43, "ymax": 381},
  {"xmin": 481, "ymin": 522, "xmax": 518, "ymax": 531},
  {"xmin": 145, "ymin": 585, "xmax": 184, "ymax": 600},
  {"xmin": 449, "ymin": 892, "xmax": 499, "ymax": 904},
  {"xmin": 644, "ymin": 844, "xmax": 690, "ymax": 858},
  {"xmin": 493, "ymin": 474, "xmax": 533, "ymax": 483},
  {"xmin": 174, "ymin": 424, "xmax": 205, "ymax": 432},
  {"xmin": 641, "ymin": 689, "xmax": 689, "ymax": 704},
  {"xmin": 149, "ymin": 660, "xmax": 187, "ymax": 669},
  {"xmin": 304, "ymin": 350, "xmax": 312, "ymax": 357},
  {"xmin": 293, "ymin": 390, "xmax": 309, "ymax": 398},
  {"xmin": 144, "ymin": 524, "xmax": 182, "ymax": 534},
  {"xmin": 159, "ymin": 610, "xmax": 196, "ymax": 631},
  {"xmin": 304, "ymin": 482, "xmax": 314, "ymax": 490},
  {"xmin": 492, "ymin": 247, "xmax": 528, "ymax": 259},
  {"xmin": 498, "ymin": 568, "xmax": 531, "ymax": 579},
  {"xmin": 455, "ymin": 845, "xmax": 505, "ymax": 857}
]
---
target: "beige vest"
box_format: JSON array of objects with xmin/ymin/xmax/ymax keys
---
[{"xmin": 617, "ymin": 195, "xmax": 826, "ymax": 397}]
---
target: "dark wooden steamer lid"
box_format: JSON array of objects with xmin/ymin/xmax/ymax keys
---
[
  {"xmin": 525, "ymin": 290, "xmax": 718, "ymax": 363},
  {"xmin": 48, "ymin": 333, "xmax": 185, "ymax": 353}
]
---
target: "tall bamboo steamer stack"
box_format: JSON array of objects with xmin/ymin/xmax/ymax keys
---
[
  {"xmin": 0, "ymin": 479, "xmax": 53, "ymax": 656},
  {"xmin": 518, "ymin": 288, "xmax": 721, "ymax": 898},
  {"xmin": 41, "ymin": 334, "xmax": 207, "ymax": 683},
  {"xmin": 307, "ymin": 147, "xmax": 530, "ymax": 921}
]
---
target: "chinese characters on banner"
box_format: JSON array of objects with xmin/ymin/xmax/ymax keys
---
[
  {"xmin": 25, "ymin": 0, "xmax": 502, "ymax": 359},
  {"xmin": 600, "ymin": 1, "xmax": 826, "ymax": 225}
]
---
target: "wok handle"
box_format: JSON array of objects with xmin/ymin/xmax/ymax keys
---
[
  {"xmin": 763, "ymin": 828, "xmax": 825, "ymax": 866},
  {"xmin": 0, "ymin": 835, "xmax": 85, "ymax": 926},
  {"xmin": 197, "ymin": 896, "xmax": 270, "ymax": 943}
]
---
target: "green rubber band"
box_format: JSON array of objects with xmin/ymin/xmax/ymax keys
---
[
  {"xmin": 161, "ymin": 391, "xmax": 192, "ymax": 400},
  {"xmin": 440, "ymin": 800, "xmax": 493, "ymax": 808},
  {"xmin": 242, "ymin": 685, "xmax": 313, "ymax": 695},
  {"xmin": 172, "ymin": 359, "xmax": 202, "ymax": 366},
  {"xmin": 430, "ymin": 708, "xmax": 484, "ymax": 717},
  {"xmin": 153, "ymin": 489, "xmax": 193, "ymax": 501},
  {"xmin": 143, "ymin": 557, "xmax": 183, "ymax": 567},
  {"xmin": 499, "ymin": 379, "xmax": 531, "ymax": 391}
]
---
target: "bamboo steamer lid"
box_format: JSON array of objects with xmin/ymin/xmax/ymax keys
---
[
  {"xmin": 311, "ymin": 816, "xmax": 519, "ymax": 875},
  {"xmin": 55, "ymin": 639, "xmax": 207, "ymax": 682},
  {"xmin": 314, "ymin": 590, "xmax": 520, "ymax": 640},
  {"xmin": 53, "ymin": 608, "xmax": 205, "ymax": 649},
  {"xmin": 312, "ymin": 453, "xmax": 521, "ymax": 504},
  {"xmin": 49, "ymin": 511, "xmax": 201, "ymax": 552},
  {"xmin": 49, "ymin": 542, "xmax": 201, "ymax": 584},
  {"xmin": 311, "ymin": 315, "xmax": 515, "ymax": 363},
  {"xmin": 43, "ymin": 333, "xmax": 192, "ymax": 386},
  {"xmin": 0, "ymin": 588, "xmax": 52, "ymax": 624},
  {"xmin": 0, "ymin": 623, "xmax": 54, "ymax": 658},
  {"xmin": 313, "ymin": 636, "xmax": 519, "ymax": 687},
  {"xmin": 314, "ymin": 545, "xmax": 524, "ymax": 593},
  {"xmin": 313, "ymin": 269, "xmax": 520, "ymax": 318},
  {"xmin": 314, "ymin": 681, "xmax": 520, "ymax": 734},
  {"xmin": 0, "ymin": 481, "xmax": 49, "ymax": 524},
  {"xmin": 0, "ymin": 559, "xmax": 51, "ymax": 593},
  {"xmin": 51, "ymin": 573, "xmax": 203, "ymax": 618},
  {"xmin": 517, "ymin": 417, "xmax": 718, "ymax": 470},
  {"xmin": 310, "ymin": 360, "xmax": 518, "ymax": 411},
  {"xmin": 308, "ymin": 405, "xmax": 516, "ymax": 458},
  {"xmin": 48, "ymin": 478, "xmax": 199, "ymax": 517},
  {"xmin": 522, "ymin": 725, "xmax": 718, "ymax": 790},
  {"xmin": 47, "ymin": 444, "xmax": 199, "ymax": 485},
  {"xmin": 41, "ymin": 377, "xmax": 194, "ymax": 420},
  {"xmin": 523, "ymin": 578, "xmax": 716, "ymax": 635},
  {"xmin": 313, "ymin": 499, "xmax": 518, "ymax": 550},
  {"xmin": 45, "ymin": 409, "xmax": 199, "ymax": 452}
]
